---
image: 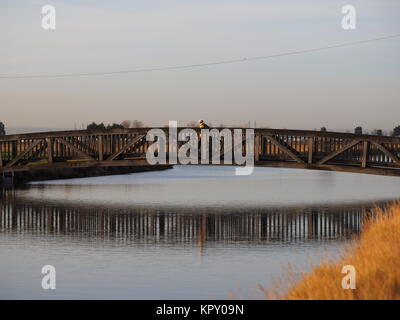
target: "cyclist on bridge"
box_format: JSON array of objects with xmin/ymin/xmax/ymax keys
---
[{"xmin": 198, "ymin": 120, "xmax": 210, "ymax": 129}]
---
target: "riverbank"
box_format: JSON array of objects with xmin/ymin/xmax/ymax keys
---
[
  {"xmin": 280, "ymin": 202, "xmax": 400, "ymax": 300},
  {"xmin": 1, "ymin": 165, "xmax": 172, "ymax": 185}
]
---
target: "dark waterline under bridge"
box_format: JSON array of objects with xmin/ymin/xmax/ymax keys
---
[{"xmin": 1, "ymin": 128, "xmax": 400, "ymax": 180}]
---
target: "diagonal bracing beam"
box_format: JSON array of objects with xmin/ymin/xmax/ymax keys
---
[
  {"xmin": 106, "ymin": 135, "xmax": 145, "ymax": 161},
  {"xmin": 265, "ymin": 135, "xmax": 305, "ymax": 164},
  {"xmin": 317, "ymin": 139, "xmax": 361, "ymax": 165},
  {"xmin": 5, "ymin": 139, "xmax": 44, "ymax": 168},
  {"xmin": 69, "ymin": 136, "xmax": 98, "ymax": 155},
  {"xmin": 55, "ymin": 137, "xmax": 95, "ymax": 160},
  {"xmin": 371, "ymin": 142, "xmax": 400, "ymax": 165}
]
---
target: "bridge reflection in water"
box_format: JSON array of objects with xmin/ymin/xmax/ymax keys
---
[{"xmin": 0, "ymin": 191, "xmax": 374, "ymax": 246}]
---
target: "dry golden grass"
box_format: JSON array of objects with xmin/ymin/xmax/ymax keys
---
[{"xmin": 280, "ymin": 203, "xmax": 400, "ymax": 300}]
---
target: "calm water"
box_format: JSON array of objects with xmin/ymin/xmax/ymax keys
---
[{"xmin": 1, "ymin": 166, "xmax": 400, "ymax": 299}]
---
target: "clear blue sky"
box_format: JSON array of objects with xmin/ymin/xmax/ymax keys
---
[{"xmin": 0, "ymin": 0, "xmax": 399, "ymax": 131}]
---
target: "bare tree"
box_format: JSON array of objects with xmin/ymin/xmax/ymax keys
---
[
  {"xmin": 354, "ymin": 126, "xmax": 363, "ymax": 135},
  {"xmin": 121, "ymin": 120, "xmax": 131, "ymax": 128},
  {"xmin": 186, "ymin": 121, "xmax": 197, "ymax": 127},
  {"xmin": 372, "ymin": 129, "xmax": 383, "ymax": 136},
  {"xmin": 131, "ymin": 120, "xmax": 144, "ymax": 128},
  {"xmin": 393, "ymin": 125, "xmax": 400, "ymax": 137}
]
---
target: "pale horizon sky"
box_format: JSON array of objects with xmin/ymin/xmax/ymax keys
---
[{"xmin": 1, "ymin": 0, "xmax": 400, "ymax": 131}]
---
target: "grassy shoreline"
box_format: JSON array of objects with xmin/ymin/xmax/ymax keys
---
[{"xmin": 274, "ymin": 202, "xmax": 400, "ymax": 300}]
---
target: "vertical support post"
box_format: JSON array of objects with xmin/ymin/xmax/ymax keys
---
[
  {"xmin": 98, "ymin": 135, "xmax": 104, "ymax": 161},
  {"xmin": 254, "ymin": 134, "xmax": 260, "ymax": 161},
  {"xmin": 361, "ymin": 140, "xmax": 369, "ymax": 168},
  {"xmin": 11, "ymin": 141, "xmax": 17, "ymax": 161},
  {"xmin": 308, "ymin": 137, "xmax": 314, "ymax": 164},
  {"xmin": 0, "ymin": 143, "xmax": 3, "ymax": 168},
  {"xmin": 46, "ymin": 138, "xmax": 53, "ymax": 163}
]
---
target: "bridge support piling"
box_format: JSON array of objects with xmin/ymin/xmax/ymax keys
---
[
  {"xmin": 46, "ymin": 138, "xmax": 53, "ymax": 163},
  {"xmin": 254, "ymin": 134, "xmax": 260, "ymax": 161},
  {"xmin": 308, "ymin": 137, "xmax": 314, "ymax": 164},
  {"xmin": 98, "ymin": 135, "xmax": 104, "ymax": 161},
  {"xmin": 362, "ymin": 141, "xmax": 369, "ymax": 168},
  {"xmin": 11, "ymin": 141, "xmax": 17, "ymax": 163},
  {"xmin": 1, "ymin": 171, "xmax": 14, "ymax": 187}
]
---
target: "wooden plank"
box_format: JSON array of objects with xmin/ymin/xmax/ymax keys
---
[
  {"xmin": 308, "ymin": 137, "xmax": 313, "ymax": 164},
  {"xmin": 361, "ymin": 141, "xmax": 369, "ymax": 168},
  {"xmin": 11, "ymin": 142, "xmax": 17, "ymax": 161},
  {"xmin": 371, "ymin": 142, "xmax": 400, "ymax": 165},
  {"xmin": 98, "ymin": 135, "xmax": 104, "ymax": 161},
  {"xmin": 254, "ymin": 134, "xmax": 260, "ymax": 161},
  {"xmin": 317, "ymin": 139, "xmax": 361, "ymax": 165},
  {"xmin": 55, "ymin": 137, "xmax": 94, "ymax": 160},
  {"xmin": 106, "ymin": 134, "xmax": 145, "ymax": 161},
  {"xmin": 46, "ymin": 138, "xmax": 53, "ymax": 163},
  {"xmin": 5, "ymin": 139, "xmax": 43, "ymax": 168},
  {"xmin": 265, "ymin": 135, "xmax": 305, "ymax": 164}
]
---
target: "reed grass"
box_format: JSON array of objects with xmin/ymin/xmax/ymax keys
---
[{"xmin": 280, "ymin": 203, "xmax": 400, "ymax": 300}]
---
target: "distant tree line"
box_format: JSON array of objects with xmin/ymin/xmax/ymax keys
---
[
  {"xmin": 1, "ymin": 119, "xmax": 396, "ymax": 136},
  {"xmin": 393, "ymin": 125, "xmax": 400, "ymax": 137},
  {"xmin": 87, "ymin": 122, "xmax": 124, "ymax": 130},
  {"xmin": 354, "ymin": 126, "xmax": 399, "ymax": 136},
  {"xmin": 120, "ymin": 120, "xmax": 144, "ymax": 128},
  {"xmin": 86, "ymin": 120, "xmax": 144, "ymax": 130},
  {"xmin": 318, "ymin": 125, "xmax": 400, "ymax": 137}
]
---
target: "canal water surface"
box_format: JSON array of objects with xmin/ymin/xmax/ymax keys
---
[{"xmin": 1, "ymin": 166, "xmax": 400, "ymax": 299}]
